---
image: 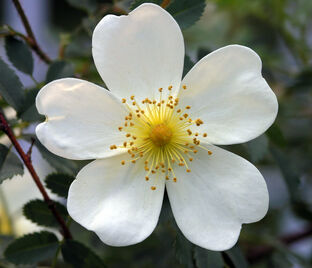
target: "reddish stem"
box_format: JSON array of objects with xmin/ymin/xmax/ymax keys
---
[
  {"xmin": 0, "ymin": 112, "xmax": 72, "ymax": 239},
  {"xmin": 11, "ymin": 0, "xmax": 51, "ymax": 64}
]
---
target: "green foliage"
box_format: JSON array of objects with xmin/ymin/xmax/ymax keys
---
[
  {"xmin": 131, "ymin": 0, "xmax": 206, "ymax": 29},
  {"xmin": 4, "ymin": 231, "xmax": 59, "ymax": 264},
  {"xmin": 45, "ymin": 173, "xmax": 75, "ymax": 198},
  {"xmin": 66, "ymin": 0, "xmax": 97, "ymax": 14},
  {"xmin": 246, "ymin": 134, "xmax": 269, "ymax": 163},
  {"xmin": 23, "ymin": 199, "xmax": 68, "ymax": 228},
  {"xmin": 130, "ymin": 0, "xmax": 163, "ymax": 10},
  {"xmin": 4, "ymin": 36, "xmax": 34, "ymax": 75},
  {"xmin": 174, "ymin": 232, "xmax": 194, "ymax": 268},
  {"xmin": 0, "ymin": 144, "xmax": 23, "ymax": 184},
  {"xmin": 46, "ymin": 60, "xmax": 75, "ymax": 83},
  {"xmin": 0, "ymin": 58, "xmax": 25, "ymax": 112},
  {"xmin": 183, "ymin": 54, "xmax": 194, "ymax": 77},
  {"xmin": 18, "ymin": 88, "xmax": 44, "ymax": 123},
  {"xmin": 193, "ymin": 246, "xmax": 224, "ymax": 268},
  {"xmin": 61, "ymin": 240, "xmax": 106, "ymax": 268},
  {"xmin": 166, "ymin": 0, "xmax": 206, "ymax": 29},
  {"xmin": 224, "ymin": 245, "xmax": 249, "ymax": 268}
]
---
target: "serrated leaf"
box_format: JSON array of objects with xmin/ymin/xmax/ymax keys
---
[
  {"xmin": 45, "ymin": 173, "xmax": 75, "ymax": 198},
  {"xmin": 194, "ymin": 246, "xmax": 224, "ymax": 268},
  {"xmin": 46, "ymin": 60, "xmax": 74, "ymax": 83},
  {"xmin": 0, "ymin": 144, "xmax": 24, "ymax": 184},
  {"xmin": 130, "ymin": 0, "xmax": 163, "ymax": 10},
  {"xmin": 23, "ymin": 199, "xmax": 68, "ymax": 228},
  {"xmin": 61, "ymin": 240, "xmax": 106, "ymax": 268},
  {"xmin": 246, "ymin": 134, "xmax": 268, "ymax": 163},
  {"xmin": 4, "ymin": 231, "xmax": 59, "ymax": 265},
  {"xmin": 183, "ymin": 54, "xmax": 194, "ymax": 78},
  {"xmin": 166, "ymin": 0, "xmax": 206, "ymax": 29},
  {"xmin": 0, "ymin": 57, "xmax": 25, "ymax": 111},
  {"xmin": 5, "ymin": 36, "xmax": 34, "ymax": 75},
  {"xmin": 225, "ymin": 245, "xmax": 249, "ymax": 268},
  {"xmin": 174, "ymin": 232, "xmax": 194, "ymax": 268}
]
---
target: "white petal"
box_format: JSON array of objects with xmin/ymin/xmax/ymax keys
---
[
  {"xmin": 36, "ymin": 78, "xmax": 128, "ymax": 160},
  {"xmin": 92, "ymin": 3, "xmax": 184, "ymax": 101},
  {"xmin": 67, "ymin": 154, "xmax": 165, "ymax": 246},
  {"xmin": 166, "ymin": 145, "xmax": 268, "ymax": 251},
  {"xmin": 180, "ymin": 45, "xmax": 278, "ymax": 145}
]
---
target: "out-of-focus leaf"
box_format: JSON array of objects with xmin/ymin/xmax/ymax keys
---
[
  {"xmin": 18, "ymin": 88, "xmax": 44, "ymax": 122},
  {"xmin": 270, "ymin": 145, "xmax": 300, "ymax": 201},
  {"xmin": 0, "ymin": 144, "xmax": 23, "ymax": 184},
  {"xmin": 4, "ymin": 36, "xmax": 33, "ymax": 75},
  {"xmin": 288, "ymin": 67, "xmax": 312, "ymax": 92},
  {"xmin": 225, "ymin": 245, "xmax": 249, "ymax": 268},
  {"xmin": 183, "ymin": 54, "xmax": 194, "ymax": 78},
  {"xmin": 166, "ymin": 0, "xmax": 206, "ymax": 29},
  {"xmin": 174, "ymin": 232, "xmax": 194, "ymax": 268},
  {"xmin": 66, "ymin": 0, "xmax": 97, "ymax": 13},
  {"xmin": 246, "ymin": 134, "xmax": 269, "ymax": 163},
  {"xmin": 46, "ymin": 60, "xmax": 74, "ymax": 83},
  {"xmin": 194, "ymin": 246, "xmax": 224, "ymax": 268},
  {"xmin": 266, "ymin": 123, "xmax": 286, "ymax": 148},
  {"xmin": 61, "ymin": 240, "xmax": 106, "ymax": 268},
  {"xmin": 4, "ymin": 231, "xmax": 58, "ymax": 264},
  {"xmin": 23, "ymin": 199, "xmax": 68, "ymax": 228},
  {"xmin": 35, "ymin": 138, "xmax": 78, "ymax": 175},
  {"xmin": 130, "ymin": 0, "xmax": 163, "ymax": 10},
  {"xmin": 0, "ymin": 58, "xmax": 25, "ymax": 111},
  {"xmin": 45, "ymin": 173, "xmax": 75, "ymax": 198}
]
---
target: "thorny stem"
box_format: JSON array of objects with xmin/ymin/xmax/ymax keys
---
[
  {"xmin": 0, "ymin": 111, "xmax": 72, "ymax": 240},
  {"xmin": 10, "ymin": 0, "xmax": 52, "ymax": 64}
]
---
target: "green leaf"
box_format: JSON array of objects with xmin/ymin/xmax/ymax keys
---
[
  {"xmin": 270, "ymin": 145, "xmax": 300, "ymax": 201},
  {"xmin": 183, "ymin": 54, "xmax": 194, "ymax": 78},
  {"xmin": 0, "ymin": 57, "xmax": 25, "ymax": 111},
  {"xmin": 0, "ymin": 144, "xmax": 24, "ymax": 184},
  {"xmin": 46, "ymin": 60, "xmax": 74, "ymax": 83},
  {"xmin": 19, "ymin": 88, "xmax": 44, "ymax": 122},
  {"xmin": 224, "ymin": 245, "xmax": 249, "ymax": 268},
  {"xmin": 166, "ymin": 0, "xmax": 206, "ymax": 29},
  {"xmin": 174, "ymin": 232, "xmax": 194, "ymax": 268},
  {"xmin": 130, "ymin": 0, "xmax": 163, "ymax": 10},
  {"xmin": 45, "ymin": 173, "xmax": 75, "ymax": 198},
  {"xmin": 4, "ymin": 231, "xmax": 59, "ymax": 265},
  {"xmin": 5, "ymin": 36, "xmax": 34, "ymax": 75},
  {"xmin": 66, "ymin": 0, "xmax": 97, "ymax": 13},
  {"xmin": 61, "ymin": 240, "xmax": 106, "ymax": 268},
  {"xmin": 23, "ymin": 199, "xmax": 68, "ymax": 228},
  {"xmin": 266, "ymin": 123, "xmax": 286, "ymax": 147},
  {"xmin": 246, "ymin": 134, "xmax": 269, "ymax": 163},
  {"xmin": 194, "ymin": 246, "xmax": 224, "ymax": 268}
]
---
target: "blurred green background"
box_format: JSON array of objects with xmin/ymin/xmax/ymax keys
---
[{"xmin": 0, "ymin": 0, "xmax": 311, "ymax": 267}]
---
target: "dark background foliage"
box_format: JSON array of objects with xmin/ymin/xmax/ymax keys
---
[{"xmin": 0, "ymin": 0, "xmax": 311, "ymax": 267}]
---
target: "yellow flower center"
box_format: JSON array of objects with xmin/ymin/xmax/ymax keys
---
[
  {"xmin": 149, "ymin": 123, "xmax": 172, "ymax": 147},
  {"xmin": 110, "ymin": 85, "xmax": 212, "ymax": 190}
]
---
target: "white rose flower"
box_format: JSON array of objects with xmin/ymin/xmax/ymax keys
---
[{"xmin": 35, "ymin": 3, "xmax": 278, "ymax": 250}]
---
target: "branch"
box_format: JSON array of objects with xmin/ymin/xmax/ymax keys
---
[
  {"xmin": 0, "ymin": 111, "xmax": 72, "ymax": 240},
  {"xmin": 10, "ymin": 0, "xmax": 52, "ymax": 64},
  {"xmin": 247, "ymin": 225, "xmax": 312, "ymax": 263}
]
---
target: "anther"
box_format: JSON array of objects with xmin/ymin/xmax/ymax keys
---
[
  {"xmin": 151, "ymin": 186, "xmax": 156, "ymax": 190},
  {"xmin": 182, "ymin": 85, "xmax": 187, "ymax": 90},
  {"xmin": 208, "ymin": 151, "xmax": 212, "ymax": 155},
  {"xmin": 121, "ymin": 160, "xmax": 125, "ymax": 165},
  {"xmin": 122, "ymin": 98, "xmax": 126, "ymax": 103}
]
